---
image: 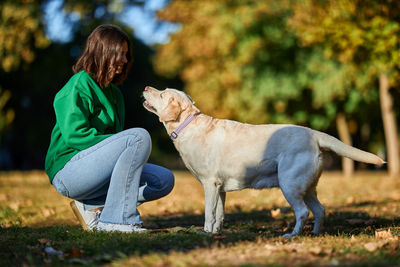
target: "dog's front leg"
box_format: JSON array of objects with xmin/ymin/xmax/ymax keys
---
[
  {"xmin": 214, "ymin": 191, "xmax": 226, "ymax": 233},
  {"xmin": 203, "ymin": 181, "xmax": 221, "ymax": 233}
]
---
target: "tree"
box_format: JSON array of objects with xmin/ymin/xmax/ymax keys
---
[
  {"xmin": 0, "ymin": 0, "xmax": 50, "ymax": 143},
  {"xmin": 290, "ymin": 0, "xmax": 400, "ymax": 176},
  {"xmin": 155, "ymin": 0, "xmax": 311, "ymax": 123},
  {"xmin": 155, "ymin": 0, "xmax": 385, "ymax": 173},
  {"xmin": 0, "ymin": 0, "xmax": 50, "ymax": 72},
  {"xmin": 0, "ymin": 87, "xmax": 14, "ymax": 141}
]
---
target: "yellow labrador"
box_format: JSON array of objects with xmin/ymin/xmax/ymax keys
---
[{"xmin": 142, "ymin": 86, "xmax": 384, "ymax": 237}]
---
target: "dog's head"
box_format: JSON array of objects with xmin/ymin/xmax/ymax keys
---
[{"xmin": 143, "ymin": 86, "xmax": 199, "ymax": 122}]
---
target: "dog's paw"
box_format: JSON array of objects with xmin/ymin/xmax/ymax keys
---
[{"xmin": 204, "ymin": 225, "xmax": 213, "ymax": 233}]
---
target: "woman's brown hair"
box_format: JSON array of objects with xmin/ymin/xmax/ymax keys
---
[{"xmin": 72, "ymin": 24, "xmax": 133, "ymax": 87}]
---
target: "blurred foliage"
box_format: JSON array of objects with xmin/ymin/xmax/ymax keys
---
[
  {"xmin": 290, "ymin": 0, "xmax": 400, "ymax": 83},
  {"xmin": 156, "ymin": 0, "xmax": 302, "ymax": 123},
  {"xmin": 0, "ymin": 0, "xmax": 50, "ymax": 72},
  {"xmin": 154, "ymin": 0, "xmax": 380, "ymax": 130},
  {"xmin": 0, "ymin": 0, "xmax": 50, "ymax": 156},
  {"xmin": 290, "ymin": 0, "xmax": 400, "ymax": 165},
  {"xmin": 0, "ymin": 87, "xmax": 14, "ymax": 140}
]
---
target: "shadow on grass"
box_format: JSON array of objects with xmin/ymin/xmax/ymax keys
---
[{"xmin": 1, "ymin": 200, "xmax": 399, "ymax": 266}]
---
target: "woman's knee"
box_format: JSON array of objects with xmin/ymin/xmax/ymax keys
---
[
  {"xmin": 161, "ymin": 169, "xmax": 175, "ymax": 195},
  {"xmin": 142, "ymin": 168, "xmax": 175, "ymax": 200},
  {"xmin": 124, "ymin": 128, "xmax": 151, "ymax": 148}
]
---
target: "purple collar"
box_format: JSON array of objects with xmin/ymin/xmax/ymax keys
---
[{"xmin": 170, "ymin": 112, "xmax": 200, "ymax": 139}]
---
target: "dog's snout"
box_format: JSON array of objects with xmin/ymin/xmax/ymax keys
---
[{"xmin": 144, "ymin": 86, "xmax": 153, "ymax": 92}]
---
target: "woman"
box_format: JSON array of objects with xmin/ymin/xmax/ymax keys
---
[{"xmin": 45, "ymin": 24, "xmax": 174, "ymax": 232}]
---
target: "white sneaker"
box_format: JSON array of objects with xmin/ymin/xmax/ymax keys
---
[
  {"xmin": 96, "ymin": 221, "xmax": 147, "ymax": 233},
  {"xmin": 70, "ymin": 201, "xmax": 102, "ymax": 231}
]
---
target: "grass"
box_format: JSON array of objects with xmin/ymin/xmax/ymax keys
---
[{"xmin": 0, "ymin": 170, "xmax": 399, "ymax": 266}]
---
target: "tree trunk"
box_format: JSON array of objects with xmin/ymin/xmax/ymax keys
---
[
  {"xmin": 336, "ymin": 112, "xmax": 354, "ymax": 177},
  {"xmin": 379, "ymin": 73, "xmax": 400, "ymax": 177}
]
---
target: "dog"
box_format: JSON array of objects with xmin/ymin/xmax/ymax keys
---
[{"xmin": 142, "ymin": 86, "xmax": 385, "ymax": 237}]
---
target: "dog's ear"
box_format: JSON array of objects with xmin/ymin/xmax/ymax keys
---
[{"xmin": 159, "ymin": 97, "xmax": 181, "ymax": 122}]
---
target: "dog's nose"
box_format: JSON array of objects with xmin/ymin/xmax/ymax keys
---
[{"xmin": 145, "ymin": 86, "xmax": 151, "ymax": 91}]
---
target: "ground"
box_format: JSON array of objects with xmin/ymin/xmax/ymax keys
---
[{"xmin": 0, "ymin": 170, "xmax": 399, "ymax": 266}]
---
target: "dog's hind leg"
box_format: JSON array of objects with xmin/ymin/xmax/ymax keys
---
[
  {"xmin": 214, "ymin": 191, "xmax": 226, "ymax": 233},
  {"xmin": 278, "ymin": 152, "xmax": 320, "ymax": 237},
  {"xmin": 304, "ymin": 188, "xmax": 325, "ymax": 235},
  {"xmin": 280, "ymin": 185, "xmax": 309, "ymax": 238},
  {"xmin": 203, "ymin": 180, "xmax": 222, "ymax": 233}
]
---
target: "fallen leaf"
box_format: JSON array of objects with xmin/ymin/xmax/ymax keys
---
[
  {"xmin": 310, "ymin": 246, "xmax": 323, "ymax": 255},
  {"xmin": 271, "ymin": 208, "xmax": 281, "ymax": 218},
  {"xmin": 38, "ymin": 238, "xmax": 50, "ymax": 244},
  {"xmin": 364, "ymin": 241, "xmax": 389, "ymax": 252},
  {"xmin": 167, "ymin": 226, "xmax": 187, "ymax": 233},
  {"xmin": 346, "ymin": 196, "xmax": 355, "ymax": 204},
  {"xmin": 364, "ymin": 242, "xmax": 379, "ymax": 252},
  {"xmin": 375, "ymin": 229, "xmax": 398, "ymax": 240},
  {"xmin": 194, "ymin": 209, "xmax": 202, "ymax": 215},
  {"xmin": 42, "ymin": 208, "xmax": 56, "ymax": 217},
  {"xmin": 69, "ymin": 248, "xmax": 83, "ymax": 258},
  {"xmin": 9, "ymin": 202, "xmax": 20, "ymax": 211}
]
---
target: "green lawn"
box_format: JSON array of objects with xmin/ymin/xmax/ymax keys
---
[{"xmin": 0, "ymin": 170, "xmax": 399, "ymax": 266}]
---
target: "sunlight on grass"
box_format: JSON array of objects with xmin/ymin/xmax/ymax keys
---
[{"xmin": 0, "ymin": 170, "xmax": 399, "ymax": 266}]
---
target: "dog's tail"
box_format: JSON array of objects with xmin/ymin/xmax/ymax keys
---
[{"xmin": 314, "ymin": 131, "xmax": 385, "ymax": 165}]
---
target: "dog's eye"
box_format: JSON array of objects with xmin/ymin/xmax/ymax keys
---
[{"xmin": 160, "ymin": 93, "xmax": 164, "ymax": 99}]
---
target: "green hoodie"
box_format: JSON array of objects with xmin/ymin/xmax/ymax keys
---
[{"xmin": 45, "ymin": 70, "xmax": 125, "ymax": 182}]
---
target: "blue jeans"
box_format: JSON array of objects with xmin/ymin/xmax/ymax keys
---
[{"xmin": 52, "ymin": 128, "xmax": 174, "ymax": 225}]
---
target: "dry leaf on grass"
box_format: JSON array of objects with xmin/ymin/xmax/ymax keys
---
[
  {"xmin": 38, "ymin": 238, "xmax": 50, "ymax": 244},
  {"xmin": 364, "ymin": 241, "xmax": 389, "ymax": 252},
  {"xmin": 69, "ymin": 248, "xmax": 84, "ymax": 258},
  {"xmin": 375, "ymin": 229, "xmax": 398, "ymax": 240},
  {"xmin": 364, "ymin": 242, "xmax": 379, "ymax": 252},
  {"xmin": 166, "ymin": 226, "xmax": 187, "ymax": 233},
  {"xmin": 42, "ymin": 208, "xmax": 56, "ymax": 217},
  {"xmin": 270, "ymin": 208, "xmax": 281, "ymax": 218},
  {"xmin": 310, "ymin": 246, "xmax": 323, "ymax": 256},
  {"xmin": 9, "ymin": 202, "xmax": 20, "ymax": 211},
  {"xmin": 346, "ymin": 196, "xmax": 355, "ymax": 204},
  {"xmin": 351, "ymin": 235, "xmax": 357, "ymax": 242}
]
